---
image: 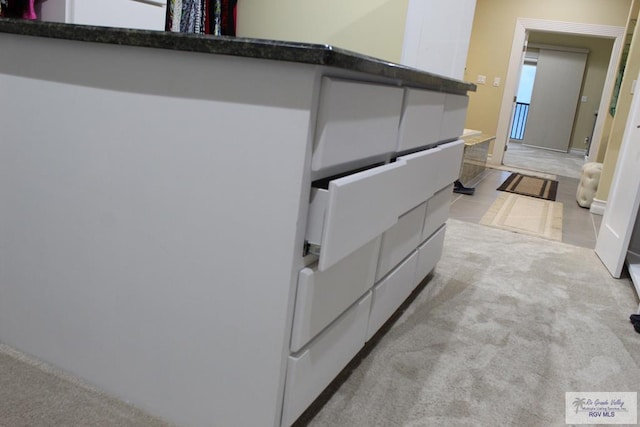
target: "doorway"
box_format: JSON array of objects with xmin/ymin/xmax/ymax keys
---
[
  {"xmin": 502, "ymin": 32, "xmax": 615, "ymax": 178},
  {"xmin": 491, "ymin": 18, "xmax": 625, "ymax": 167},
  {"xmin": 522, "ymin": 46, "xmax": 587, "ymax": 152}
]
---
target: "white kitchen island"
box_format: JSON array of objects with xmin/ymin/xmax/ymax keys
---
[{"xmin": 0, "ymin": 18, "xmax": 474, "ymax": 427}]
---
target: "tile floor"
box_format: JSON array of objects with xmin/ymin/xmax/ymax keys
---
[{"xmin": 450, "ymin": 168, "xmax": 603, "ymax": 249}]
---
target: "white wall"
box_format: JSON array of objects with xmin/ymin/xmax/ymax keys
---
[{"xmin": 401, "ymin": 0, "xmax": 477, "ymax": 79}]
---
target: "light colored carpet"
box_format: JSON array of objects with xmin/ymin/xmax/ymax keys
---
[
  {"xmin": 0, "ymin": 343, "xmax": 174, "ymax": 427},
  {"xmin": 480, "ymin": 193, "xmax": 563, "ymax": 241},
  {"xmin": 305, "ymin": 219, "xmax": 640, "ymax": 427},
  {"xmin": 1, "ymin": 220, "xmax": 638, "ymax": 427}
]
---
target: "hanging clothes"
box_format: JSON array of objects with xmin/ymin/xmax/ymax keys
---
[
  {"xmin": 166, "ymin": 0, "xmax": 236, "ymax": 36},
  {"xmin": 1, "ymin": 0, "xmax": 37, "ymax": 19},
  {"xmin": 220, "ymin": 0, "xmax": 237, "ymax": 36}
]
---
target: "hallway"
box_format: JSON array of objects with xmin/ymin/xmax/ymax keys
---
[
  {"xmin": 450, "ymin": 167, "xmax": 602, "ymax": 248},
  {"xmin": 502, "ymin": 141, "xmax": 586, "ymax": 179}
]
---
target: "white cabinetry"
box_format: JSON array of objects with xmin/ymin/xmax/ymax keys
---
[
  {"xmin": 38, "ymin": 0, "xmax": 166, "ymax": 30},
  {"xmin": 0, "ymin": 33, "xmax": 470, "ymax": 427},
  {"xmin": 285, "ymin": 77, "xmax": 466, "ymax": 424}
]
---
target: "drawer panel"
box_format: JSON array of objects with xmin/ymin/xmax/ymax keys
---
[
  {"xmin": 397, "ymin": 88, "xmax": 446, "ymax": 152},
  {"xmin": 422, "ymin": 184, "xmax": 453, "ymax": 241},
  {"xmin": 440, "ymin": 94, "xmax": 469, "ymax": 142},
  {"xmin": 396, "ymin": 145, "xmax": 441, "ymax": 211},
  {"xmin": 433, "ymin": 139, "xmax": 465, "ymax": 191},
  {"xmin": 416, "ymin": 225, "xmax": 446, "ymax": 284},
  {"xmin": 312, "ymin": 77, "xmax": 404, "ymax": 173},
  {"xmin": 306, "ymin": 161, "xmax": 406, "ymax": 271},
  {"xmin": 282, "ymin": 292, "xmax": 372, "ymax": 427},
  {"xmin": 291, "ymin": 237, "xmax": 381, "ymax": 352},
  {"xmin": 366, "ymin": 251, "xmax": 418, "ymax": 341},
  {"xmin": 376, "ymin": 202, "xmax": 427, "ymax": 282}
]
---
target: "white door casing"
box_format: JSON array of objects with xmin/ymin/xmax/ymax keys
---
[
  {"xmin": 595, "ymin": 68, "xmax": 640, "ymax": 278},
  {"xmin": 491, "ymin": 18, "xmax": 625, "ymax": 166}
]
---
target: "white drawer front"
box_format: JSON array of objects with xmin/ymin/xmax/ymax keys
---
[
  {"xmin": 433, "ymin": 139, "xmax": 465, "ymax": 191},
  {"xmin": 397, "ymin": 88, "xmax": 446, "ymax": 152},
  {"xmin": 376, "ymin": 202, "xmax": 427, "ymax": 282},
  {"xmin": 366, "ymin": 251, "xmax": 418, "ymax": 341},
  {"xmin": 422, "ymin": 185, "xmax": 453, "ymax": 241},
  {"xmin": 440, "ymin": 94, "xmax": 469, "ymax": 142},
  {"xmin": 396, "ymin": 146, "xmax": 441, "ymax": 211},
  {"xmin": 291, "ymin": 237, "xmax": 380, "ymax": 352},
  {"xmin": 305, "ymin": 141, "xmax": 461, "ymax": 272},
  {"xmin": 416, "ymin": 225, "xmax": 446, "ymax": 284},
  {"xmin": 282, "ymin": 292, "xmax": 371, "ymax": 427},
  {"xmin": 306, "ymin": 161, "xmax": 406, "ymax": 271},
  {"xmin": 312, "ymin": 78, "xmax": 403, "ymax": 173}
]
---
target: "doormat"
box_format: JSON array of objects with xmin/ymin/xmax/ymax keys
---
[
  {"xmin": 497, "ymin": 172, "xmax": 559, "ymax": 201},
  {"xmin": 480, "ymin": 193, "xmax": 563, "ymax": 241}
]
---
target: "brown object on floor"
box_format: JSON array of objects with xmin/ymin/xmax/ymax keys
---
[{"xmin": 497, "ymin": 172, "xmax": 559, "ymax": 201}]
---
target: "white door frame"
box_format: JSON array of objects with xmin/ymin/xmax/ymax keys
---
[
  {"xmin": 490, "ymin": 18, "xmax": 625, "ymax": 166},
  {"xmin": 595, "ymin": 66, "xmax": 640, "ymax": 278}
]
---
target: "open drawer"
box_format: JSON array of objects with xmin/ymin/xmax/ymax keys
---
[
  {"xmin": 306, "ymin": 141, "xmax": 464, "ymax": 272},
  {"xmin": 306, "ymin": 161, "xmax": 406, "ymax": 271}
]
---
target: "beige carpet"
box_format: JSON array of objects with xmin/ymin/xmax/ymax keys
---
[
  {"xmin": 2, "ymin": 221, "xmax": 638, "ymax": 427},
  {"xmin": 0, "ymin": 343, "xmax": 174, "ymax": 427},
  {"xmin": 480, "ymin": 193, "xmax": 563, "ymax": 241},
  {"xmin": 302, "ymin": 219, "xmax": 640, "ymax": 427}
]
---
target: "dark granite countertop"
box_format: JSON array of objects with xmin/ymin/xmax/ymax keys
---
[{"xmin": 0, "ymin": 18, "xmax": 475, "ymax": 95}]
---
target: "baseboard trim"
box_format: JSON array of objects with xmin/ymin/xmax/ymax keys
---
[{"xmin": 590, "ymin": 198, "xmax": 607, "ymax": 215}]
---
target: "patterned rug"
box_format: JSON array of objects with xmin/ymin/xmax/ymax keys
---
[
  {"xmin": 497, "ymin": 172, "xmax": 559, "ymax": 201},
  {"xmin": 480, "ymin": 193, "xmax": 563, "ymax": 241}
]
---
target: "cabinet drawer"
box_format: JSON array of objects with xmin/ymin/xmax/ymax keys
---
[
  {"xmin": 311, "ymin": 77, "xmax": 403, "ymax": 173},
  {"xmin": 422, "ymin": 185, "xmax": 453, "ymax": 241},
  {"xmin": 396, "ymin": 145, "xmax": 441, "ymax": 211},
  {"xmin": 440, "ymin": 94, "xmax": 469, "ymax": 142},
  {"xmin": 376, "ymin": 202, "xmax": 427, "ymax": 282},
  {"xmin": 395, "ymin": 141, "xmax": 462, "ymax": 212},
  {"xmin": 306, "ymin": 161, "xmax": 406, "ymax": 271},
  {"xmin": 282, "ymin": 292, "xmax": 371, "ymax": 427},
  {"xmin": 397, "ymin": 88, "xmax": 446, "ymax": 152},
  {"xmin": 306, "ymin": 141, "xmax": 460, "ymax": 272},
  {"xmin": 366, "ymin": 251, "xmax": 418, "ymax": 341},
  {"xmin": 416, "ymin": 225, "xmax": 446, "ymax": 284},
  {"xmin": 291, "ymin": 237, "xmax": 380, "ymax": 352},
  {"xmin": 433, "ymin": 139, "xmax": 465, "ymax": 192}
]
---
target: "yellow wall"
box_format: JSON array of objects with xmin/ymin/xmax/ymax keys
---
[
  {"xmin": 527, "ymin": 33, "xmax": 614, "ymax": 152},
  {"xmin": 465, "ymin": 0, "xmax": 632, "ymax": 136},
  {"xmin": 596, "ymin": 1, "xmax": 640, "ymax": 201},
  {"xmin": 236, "ymin": 0, "xmax": 409, "ymax": 63}
]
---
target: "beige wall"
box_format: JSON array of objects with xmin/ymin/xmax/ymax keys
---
[
  {"xmin": 527, "ymin": 33, "xmax": 614, "ymax": 151},
  {"xmin": 596, "ymin": 1, "xmax": 640, "ymax": 201},
  {"xmin": 465, "ymin": 0, "xmax": 632, "ymax": 137},
  {"xmin": 236, "ymin": 0, "xmax": 409, "ymax": 63}
]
